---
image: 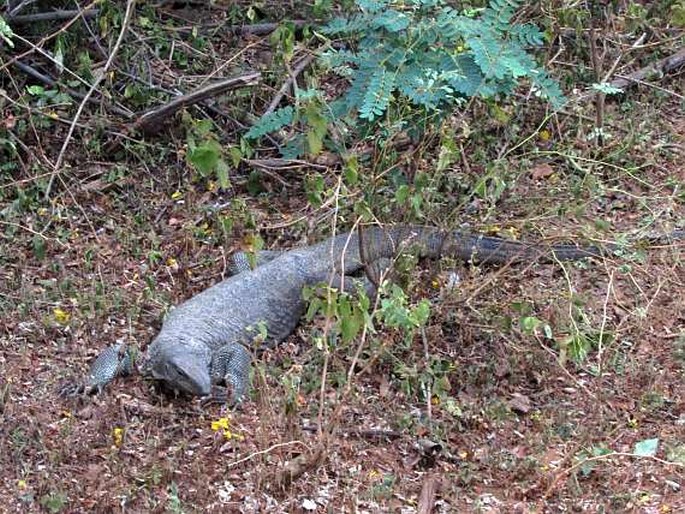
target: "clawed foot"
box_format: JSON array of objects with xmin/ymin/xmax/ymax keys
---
[
  {"xmin": 57, "ymin": 379, "xmax": 101, "ymax": 398},
  {"xmin": 58, "ymin": 380, "xmax": 86, "ymax": 398},
  {"xmin": 200, "ymin": 385, "xmax": 243, "ymax": 410}
]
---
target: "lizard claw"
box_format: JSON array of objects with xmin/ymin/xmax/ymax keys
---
[
  {"xmin": 57, "ymin": 380, "xmax": 86, "ymax": 398},
  {"xmin": 199, "ymin": 385, "xmax": 244, "ymax": 410}
]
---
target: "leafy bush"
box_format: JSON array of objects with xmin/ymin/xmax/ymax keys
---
[{"xmin": 247, "ymin": 0, "xmax": 565, "ymax": 148}]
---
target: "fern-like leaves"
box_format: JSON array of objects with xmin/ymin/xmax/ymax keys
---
[
  {"xmin": 244, "ymin": 106, "xmax": 294, "ymax": 140},
  {"xmin": 245, "ymin": 0, "xmax": 566, "ymax": 147}
]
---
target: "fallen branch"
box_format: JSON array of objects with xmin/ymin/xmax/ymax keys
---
[
  {"xmin": 6, "ymin": 8, "xmax": 99, "ymax": 24},
  {"xmin": 418, "ymin": 475, "xmax": 441, "ymax": 514},
  {"xmin": 609, "ymin": 47, "xmax": 685, "ymax": 91},
  {"xmin": 228, "ymin": 20, "xmax": 307, "ymax": 36},
  {"xmin": 264, "ymin": 54, "xmax": 315, "ymax": 116},
  {"xmin": 133, "ymin": 71, "xmax": 261, "ymax": 135}
]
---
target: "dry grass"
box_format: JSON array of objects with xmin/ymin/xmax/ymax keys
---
[{"xmin": 1, "ymin": 2, "xmax": 684, "ymax": 512}]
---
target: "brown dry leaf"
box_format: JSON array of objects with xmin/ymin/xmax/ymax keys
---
[
  {"xmin": 508, "ymin": 392, "xmax": 532, "ymax": 414},
  {"xmin": 3, "ymin": 113, "xmax": 16, "ymax": 129},
  {"xmin": 530, "ymin": 163, "xmax": 554, "ymax": 180}
]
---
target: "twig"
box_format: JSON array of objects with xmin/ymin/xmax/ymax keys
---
[
  {"xmin": 133, "ymin": 71, "xmax": 261, "ymax": 135},
  {"xmin": 301, "ymin": 425, "xmax": 403, "ymax": 440},
  {"xmin": 0, "ymin": 220, "xmax": 66, "ymax": 247},
  {"xmin": 12, "ymin": 60, "xmax": 133, "ymax": 118},
  {"xmin": 7, "ymin": 0, "xmax": 38, "ymax": 17},
  {"xmin": 6, "ymin": 8, "xmax": 99, "ymax": 24},
  {"xmin": 160, "ymin": 20, "xmax": 308, "ymax": 38},
  {"xmin": 595, "ymin": 269, "xmax": 614, "ymax": 375},
  {"xmin": 537, "ymin": 451, "xmax": 684, "ymax": 511},
  {"xmin": 225, "ymin": 440, "xmax": 307, "ymax": 469},
  {"xmin": 264, "ymin": 54, "xmax": 315, "ymax": 116},
  {"xmin": 421, "ymin": 327, "xmax": 432, "ymax": 421},
  {"xmin": 44, "ymin": 0, "xmax": 136, "ymax": 199},
  {"xmin": 0, "ymin": 0, "xmax": 100, "ymax": 74},
  {"xmin": 609, "ymin": 76, "xmax": 685, "ymax": 100},
  {"xmin": 588, "ymin": 25, "xmax": 605, "ymax": 147}
]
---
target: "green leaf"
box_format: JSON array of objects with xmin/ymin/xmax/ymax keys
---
[
  {"xmin": 228, "ymin": 146, "xmax": 242, "ymax": 167},
  {"xmin": 339, "ymin": 295, "xmax": 363, "ymax": 343},
  {"xmin": 27, "ymin": 85, "xmax": 46, "ymax": 96},
  {"xmin": 0, "ymin": 15, "xmax": 15, "ymax": 48},
  {"xmin": 33, "ymin": 235, "xmax": 46, "ymax": 260},
  {"xmin": 306, "ymin": 129, "xmax": 324, "ymax": 155},
  {"xmin": 520, "ymin": 316, "xmax": 541, "ymax": 333},
  {"xmin": 671, "ymin": 4, "xmax": 685, "ymax": 27},
  {"xmin": 189, "ymin": 140, "xmax": 221, "ymax": 176},
  {"xmin": 244, "ymin": 106, "xmax": 294, "ymax": 140},
  {"xmin": 592, "ymin": 82, "xmax": 624, "ymax": 95},
  {"xmin": 578, "ymin": 445, "xmax": 611, "ymax": 476},
  {"xmin": 216, "ymin": 159, "xmax": 230, "ymax": 189},
  {"xmin": 633, "ymin": 438, "xmax": 658, "ymax": 457},
  {"xmin": 666, "ymin": 444, "xmax": 685, "ymax": 465},
  {"xmin": 343, "ymin": 155, "xmax": 359, "ymax": 185},
  {"xmin": 395, "ymin": 184, "xmax": 410, "ymax": 204}
]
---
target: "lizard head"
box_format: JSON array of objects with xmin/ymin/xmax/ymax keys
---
[{"xmin": 150, "ymin": 341, "xmax": 212, "ymax": 397}]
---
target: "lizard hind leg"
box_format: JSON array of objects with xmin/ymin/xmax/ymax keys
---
[
  {"xmin": 322, "ymin": 258, "xmax": 393, "ymax": 299},
  {"xmin": 229, "ymin": 250, "xmax": 284, "ymax": 275}
]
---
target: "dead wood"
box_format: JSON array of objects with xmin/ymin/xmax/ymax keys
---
[
  {"xmin": 6, "ymin": 9, "xmax": 99, "ymax": 24},
  {"xmin": 417, "ymin": 475, "xmax": 441, "ymax": 514},
  {"xmin": 609, "ymin": 47, "xmax": 685, "ymax": 91},
  {"xmin": 133, "ymin": 71, "xmax": 261, "ymax": 135}
]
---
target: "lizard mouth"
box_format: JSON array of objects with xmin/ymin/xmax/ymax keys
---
[
  {"xmin": 171, "ymin": 360, "xmax": 212, "ymax": 396},
  {"xmin": 151, "ymin": 348, "xmax": 212, "ymax": 397}
]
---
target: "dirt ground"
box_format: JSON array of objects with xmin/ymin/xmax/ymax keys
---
[{"xmin": 1, "ymin": 4, "xmax": 684, "ymax": 514}]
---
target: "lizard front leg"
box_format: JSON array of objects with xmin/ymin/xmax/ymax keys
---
[
  {"xmin": 60, "ymin": 342, "xmax": 136, "ymax": 397},
  {"xmin": 209, "ymin": 342, "xmax": 252, "ymax": 405}
]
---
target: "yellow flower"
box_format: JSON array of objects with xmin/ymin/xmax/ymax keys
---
[
  {"xmin": 112, "ymin": 427, "xmax": 124, "ymax": 448},
  {"xmin": 17, "ymin": 480, "xmax": 27, "ymax": 490},
  {"xmin": 211, "ymin": 417, "xmax": 244, "ymax": 441},
  {"xmin": 53, "ymin": 308, "xmax": 71, "ymax": 325},
  {"xmin": 211, "ymin": 417, "xmax": 230, "ymax": 431},
  {"xmin": 171, "ymin": 191, "xmax": 183, "ymax": 201},
  {"xmin": 222, "ymin": 429, "xmax": 245, "ymax": 441}
]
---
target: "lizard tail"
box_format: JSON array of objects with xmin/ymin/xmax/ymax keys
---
[
  {"xmin": 358, "ymin": 225, "xmax": 601, "ymax": 266},
  {"xmin": 441, "ymin": 230, "xmax": 602, "ymax": 264}
]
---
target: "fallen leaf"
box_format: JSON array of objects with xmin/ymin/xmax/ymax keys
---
[
  {"xmin": 509, "ymin": 393, "xmax": 532, "ymax": 414},
  {"xmin": 531, "ymin": 163, "xmax": 554, "ymax": 180}
]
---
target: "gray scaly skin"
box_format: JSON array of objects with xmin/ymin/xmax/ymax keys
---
[{"xmin": 74, "ymin": 225, "xmax": 601, "ymax": 403}]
